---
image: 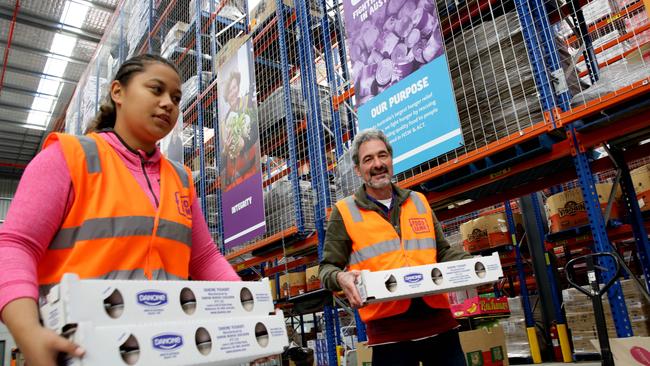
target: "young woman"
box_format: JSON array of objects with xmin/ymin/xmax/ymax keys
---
[{"xmin": 0, "ymin": 54, "xmax": 240, "ymax": 365}]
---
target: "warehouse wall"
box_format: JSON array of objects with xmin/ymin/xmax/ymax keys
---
[{"xmin": 0, "ymin": 179, "xmax": 18, "ymax": 224}]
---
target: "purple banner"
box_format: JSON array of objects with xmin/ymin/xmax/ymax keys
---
[
  {"xmin": 218, "ymin": 39, "xmax": 266, "ymax": 249},
  {"xmin": 342, "ymin": 0, "xmax": 443, "ymax": 106}
]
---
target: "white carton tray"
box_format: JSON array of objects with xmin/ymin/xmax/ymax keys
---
[
  {"xmin": 41, "ymin": 274, "xmax": 274, "ymax": 333},
  {"xmin": 356, "ymin": 252, "xmax": 503, "ymax": 304},
  {"xmin": 64, "ymin": 311, "xmax": 288, "ymax": 366}
]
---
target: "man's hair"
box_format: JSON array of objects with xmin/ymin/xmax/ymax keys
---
[{"xmin": 350, "ymin": 128, "xmax": 393, "ymax": 167}]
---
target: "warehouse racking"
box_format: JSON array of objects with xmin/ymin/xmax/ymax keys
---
[{"xmin": 55, "ymin": 0, "xmax": 650, "ymax": 363}]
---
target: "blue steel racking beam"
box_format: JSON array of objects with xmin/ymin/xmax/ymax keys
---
[
  {"xmin": 274, "ymin": 0, "xmax": 305, "ymax": 234},
  {"xmin": 505, "ymin": 200, "xmax": 541, "ymax": 363},
  {"xmin": 294, "ymin": 0, "xmax": 338, "ymax": 363}
]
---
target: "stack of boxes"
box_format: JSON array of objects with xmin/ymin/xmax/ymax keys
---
[
  {"xmin": 125, "ymin": 1, "xmax": 149, "ymax": 58},
  {"xmin": 632, "ymin": 163, "xmax": 650, "ymax": 211},
  {"xmin": 161, "ymin": 22, "xmax": 190, "ymax": 59},
  {"xmin": 263, "ymin": 180, "xmax": 316, "ymax": 235},
  {"xmin": 497, "ymin": 296, "xmax": 543, "ymax": 359},
  {"xmin": 545, "ymin": 183, "xmax": 621, "ymax": 233},
  {"xmin": 180, "ymin": 72, "xmax": 213, "ymax": 111},
  {"xmin": 40, "ymin": 274, "xmax": 288, "ymax": 365},
  {"xmin": 563, "ymin": 278, "xmax": 650, "ymax": 354},
  {"xmin": 459, "ymin": 212, "xmax": 522, "ymax": 253}
]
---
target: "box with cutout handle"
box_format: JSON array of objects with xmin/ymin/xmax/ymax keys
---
[
  {"xmin": 355, "ymin": 252, "xmax": 504, "ymax": 304},
  {"xmin": 61, "ymin": 310, "xmax": 288, "ymax": 366},
  {"xmin": 40, "ymin": 273, "xmax": 275, "ymax": 334}
]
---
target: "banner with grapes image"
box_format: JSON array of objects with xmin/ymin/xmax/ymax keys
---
[{"xmin": 343, "ymin": 0, "xmax": 464, "ymax": 173}]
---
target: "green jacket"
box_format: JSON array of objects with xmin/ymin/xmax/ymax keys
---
[{"xmin": 319, "ymin": 184, "xmax": 472, "ymax": 291}]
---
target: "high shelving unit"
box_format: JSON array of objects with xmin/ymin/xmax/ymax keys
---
[{"xmin": 58, "ymin": 0, "xmax": 650, "ymax": 362}]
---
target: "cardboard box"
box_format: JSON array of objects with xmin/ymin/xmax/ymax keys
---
[
  {"xmin": 289, "ymin": 272, "xmax": 307, "ymax": 297},
  {"xmin": 356, "ymin": 342, "xmax": 372, "ymax": 366},
  {"xmin": 40, "ymin": 274, "xmax": 275, "ymax": 333},
  {"xmin": 356, "ymin": 253, "xmax": 503, "ymax": 304},
  {"xmin": 269, "ymin": 278, "xmax": 277, "ymax": 301},
  {"xmin": 279, "ymin": 274, "xmax": 289, "ymax": 299},
  {"xmin": 64, "ymin": 311, "xmax": 288, "ymax": 366},
  {"xmin": 451, "ymin": 296, "xmax": 511, "ymax": 318},
  {"xmin": 459, "ymin": 326, "xmax": 509, "ymax": 366},
  {"xmin": 546, "ymin": 183, "xmax": 621, "ymax": 233},
  {"xmin": 632, "ymin": 164, "xmax": 650, "ymax": 212},
  {"xmin": 610, "ymin": 336, "xmax": 650, "ymax": 365},
  {"xmin": 460, "ymin": 213, "xmax": 522, "ymax": 252},
  {"xmin": 306, "ymin": 266, "xmax": 321, "ymax": 292}
]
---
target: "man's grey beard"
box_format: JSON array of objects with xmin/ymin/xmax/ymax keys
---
[{"xmin": 365, "ymin": 177, "xmax": 392, "ymax": 189}]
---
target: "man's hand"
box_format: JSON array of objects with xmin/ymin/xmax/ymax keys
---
[{"xmin": 336, "ymin": 270, "xmax": 363, "ymax": 308}]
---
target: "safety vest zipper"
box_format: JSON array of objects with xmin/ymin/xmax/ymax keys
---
[{"xmin": 141, "ymin": 156, "xmax": 159, "ymax": 208}]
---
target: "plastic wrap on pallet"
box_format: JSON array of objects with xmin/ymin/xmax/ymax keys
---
[
  {"xmin": 335, "ymin": 149, "xmax": 363, "ymax": 201},
  {"xmin": 80, "ymin": 76, "xmax": 108, "ymax": 133},
  {"xmin": 571, "ymin": 61, "xmax": 650, "ymax": 105},
  {"xmin": 263, "ymin": 180, "xmax": 316, "ymax": 235},
  {"xmin": 125, "ymin": 1, "xmax": 149, "ymax": 57},
  {"xmin": 391, "ymin": 11, "xmax": 544, "ymax": 180},
  {"xmin": 161, "ymin": 22, "xmax": 190, "ymax": 59},
  {"xmin": 189, "ymin": 0, "xmax": 246, "ymax": 22},
  {"xmin": 181, "ymin": 72, "xmax": 213, "ymax": 110},
  {"xmin": 563, "ymin": 278, "xmax": 650, "ymax": 354},
  {"xmin": 497, "ymin": 296, "xmax": 543, "ymax": 358}
]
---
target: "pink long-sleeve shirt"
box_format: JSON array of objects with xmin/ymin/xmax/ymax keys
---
[{"xmin": 0, "ymin": 131, "xmax": 240, "ymax": 318}]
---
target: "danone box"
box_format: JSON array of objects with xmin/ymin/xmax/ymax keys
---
[
  {"xmin": 356, "ymin": 253, "xmax": 503, "ymax": 304},
  {"xmin": 632, "ymin": 164, "xmax": 650, "ymax": 212},
  {"xmin": 289, "ymin": 272, "xmax": 307, "ymax": 297},
  {"xmin": 64, "ymin": 311, "xmax": 288, "ymax": 366},
  {"xmin": 546, "ymin": 183, "xmax": 621, "ymax": 233},
  {"xmin": 279, "ymin": 274, "xmax": 290, "ymax": 299},
  {"xmin": 306, "ymin": 265, "xmax": 321, "ymax": 292},
  {"xmin": 459, "ymin": 326, "xmax": 509, "ymax": 366},
  {"xmin": 40, "ymin": 274, "xmax": 275, "ymax": 334}
]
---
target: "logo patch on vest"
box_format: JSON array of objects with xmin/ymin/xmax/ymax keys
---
[
  {"xmin": 409, "ymin": 218, "xmax": 430, "ymax": 233},
  {"xmin": 175, "ymin": 192, "xmax": 192, "ymax": 219}
]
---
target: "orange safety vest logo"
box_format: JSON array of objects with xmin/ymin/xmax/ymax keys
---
[
  {"xmin": 336, "ymin": 191, "xmax": 450, "ymax": 322},
  {"xmin": 38, "ymin": 133, "xmax": 194, "ymax": 288}
]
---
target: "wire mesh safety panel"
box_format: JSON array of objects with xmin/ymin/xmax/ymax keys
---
[{"xmin": 547, "ymin": 0, "xmax": 650, "ymax": 110}]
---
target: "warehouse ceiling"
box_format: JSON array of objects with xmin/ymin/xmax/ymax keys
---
[{"xmin": 0, "ymin": 0, "xmax": 117, "ymax": 178}]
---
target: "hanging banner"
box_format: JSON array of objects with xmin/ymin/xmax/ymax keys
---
[
  {"xmin": 217, "ymin": 38, "xmax": 266, "ymax": 249},
  {"xmin": 342, "ymin": 0, "xmax": 464, "ymax": 173}
]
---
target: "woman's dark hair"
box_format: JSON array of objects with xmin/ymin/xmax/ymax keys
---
[{"xmin": 85, "ymin": 54, "xmax": 180, "ymax": 134}]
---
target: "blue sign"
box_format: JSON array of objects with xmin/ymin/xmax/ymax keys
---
[{"xmin": 358, "ymin": 56, "xmax": 463, "ymax": 174}]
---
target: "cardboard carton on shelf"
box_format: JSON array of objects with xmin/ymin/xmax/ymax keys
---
[
  {"xmin": 460, "ymin": 212, "xmax": 522, "ymax": 253},
  {"xmin": 289, "ymin": 271, "xmax": 307, "ymax": 297},
  {"xmin": 356, "ymin": 253, "xmax": 503, "ymax": 304},
  {"xmin": 306, "ymin": 265, "xmax": 321, "ymax": 292},
  {"xmin": 631, "ymin": 164, "xmax": 650, "ymax": 212},
  {"xmin": 269, "ymin": 278, "xmax": 277, "ymax": 301},
  {"xmin": 40, "ymin": 273, "xmax": 274, "ymax": 334},
  {"xmin": 64, "ymin": 311, "xmax": 288, "ymax": 366},
  {"xmin": 546, "ymin": 183, "xmax": 621, "ymax": 233},
  {"xmin": 459, "ymin": 326, "xmax": 509, "ymax": 366},
  {"xmin": 279, "ymin": 274, "xmax": 289, "ymax": 299}
]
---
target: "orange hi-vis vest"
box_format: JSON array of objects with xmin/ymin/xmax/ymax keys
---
[
  {"xmin": 336, "ymin": 191, "xmax": 450, "ymax": 322},
  {"xmin": 38, "ymin": 132, "xmax": 194, "ymax": 290}
]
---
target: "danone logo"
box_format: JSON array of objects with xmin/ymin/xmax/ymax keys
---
[
  {"xmin": 558, "ymin": 201, "xmax": 586, "ymax": 217},
  {"xmin": 137, "ymin": 291, "xmax": 168, "ymax": 307},
  {"xmin": 152, "ymin": 334, "xmax": 183, "ymax": 351},
  {"xmin": 403, "ymin": 273, "xmax": 423, "ymax": 283}
]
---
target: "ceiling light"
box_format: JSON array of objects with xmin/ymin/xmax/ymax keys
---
[
  {"xmin": 44, "ymin": 58, "xmax": 68, "ymax": 77},
  {"xmin": 50, "ymin": 33, "xmax": 77, "ymax": 57},
  {"xmin": 26, "ymin": 111, "xmax": 50, "ymax": 128},
  {"xmin": 31, "ymin": 96, "xmax": 54, "ymax": 113},
  {"xmin": 37, "ymin": 79, "xmax": 61, "ymax": 95},
  {"xmin": 61, "ymin": 1, "xmax": 90, "ymax": 29}
]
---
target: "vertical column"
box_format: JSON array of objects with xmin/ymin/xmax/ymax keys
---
[
  {"xmin": 194, "ymin": 0, "xmax": 208, "ymax": 216},
  {"xmin": 569, "ymin": 129, "xmax": 633, "ymax": 337},
  {"xmin": 294, "ymin": 0, "xmax": 338, "ymax": 363},
  {"xmin": 148, "ymin": 0, "xmax": 154, "ymax": 53},
  {"xmin": 274, "ymin": 0, "xmax": 305, "ymax": 233},
  {"xmin": 504, "ymin": 200, "xmax": 542, "ymax": 363}
]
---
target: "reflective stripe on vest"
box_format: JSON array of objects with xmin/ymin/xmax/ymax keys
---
[
  {"xmin": 168, "ymin": 159, "xmax": 189, "ymax": 188},
  {"xmin": 50, "ymin": 217, "xmax": 192, "ymax": 249},
  {"xmin": 77, "ymin": 135, "xmax": 101, "ymax": 173}
]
